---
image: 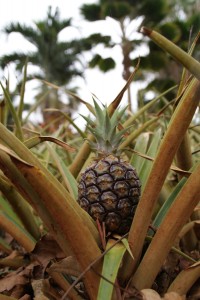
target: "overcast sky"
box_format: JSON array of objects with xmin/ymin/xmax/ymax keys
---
[{"xmin": 0, "ymin": 0, "xmax": 143, "ymax": 121}]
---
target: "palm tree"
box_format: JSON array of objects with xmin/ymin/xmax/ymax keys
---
[
  {"xmin": 80, "ymin": 0, "xmax": 170, "ymax": 110},
  {"xmin": 0, "ymin": 6, "xmax": 83, "ymax": 120},
  {"xmin": 80, "ymin": 0, "xmax": 200, "ymax": 108}
]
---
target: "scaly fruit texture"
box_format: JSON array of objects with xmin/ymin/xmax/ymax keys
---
[{"xmin": 78, "ymin": 101, "xmax": 141, "ymax": 234}]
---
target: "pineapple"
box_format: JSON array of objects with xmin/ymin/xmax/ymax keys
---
[{"xmin": 78, "ymin": 101, "xmax": 141, "ymax": 234}]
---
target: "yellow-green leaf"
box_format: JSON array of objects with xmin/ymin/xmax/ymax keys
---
[{"xmin": 97, "ymin": 239, "xmax": 126, "ymax": 300}]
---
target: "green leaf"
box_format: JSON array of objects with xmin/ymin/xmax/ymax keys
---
[
  {"xmin": 0, "ymin": 195, "xmax": 22, "ymax": 227},
  {"xmin": 152, "ymin": 176, "xmax": 187, "ymax": 231},
  {"xmin": 98, "ymin": 57, "xmax": 115, "ymax": 72},
  {"xmin": 80, "ymin": 114, "xmax": 95, "ymax": 128},
  {"xmin": 131, "ymin": 133, "xmax": 150, "ymax": 173},
  {"xmin": 93, "ymin": 99, "xmax": 105, "ymax": 125},
  {"xmin": 103, "ymin": 110, "xmax": 111, "ymax": 140},
  {"xmin": 111, "ymin": 126, "xmax": 130, "ymax": 145},
  {"xmin": 141, "ymin": 27, "xmax": 200, "ymax": 81},
  {"xmin": 80, "ymin": 4, "xmax": 101, "ymax": 21},
  {"xmin": 0, "ymin": 210, "xmax": 36, "ymax": 252},
  {"xmin": 102, "ymin": 2, "xmax": 131, "ymax": 19},
  {"xmin": 89, "ymin": 54, "xmax": 102, "ymax": 68},
  {"xmin": 123, "ymin": 85, "xmax": 177, "ymax": 128},
  {"xmin": 97, "ymin": 239, "xmax": 126, "ymax": 300},
  {"xmin": 121, "ymin": 238, "xmax": 134, "ymax": 259},
  {"xmin": 18, "ymin": 58, "xmax": 28, "ymax": 121},
  {"xmin": 24, "ymin": 135, "xmax": 75, "ymax": 152},
  {"xmin": 0, "ymin": 82, "xmax": 24, "ymax": 141},
  {"xmin": 139, "ymin": 129, "xmax": 162, "ymax": 189},
  {"xmin": 108, "ymin": 106, "xmax": 127, "ymax": 141},
  {"xmin": 47, "ymin": 143, "xmax": 78, "ymax": 199}
]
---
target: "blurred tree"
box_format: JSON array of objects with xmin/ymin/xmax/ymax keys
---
[
  {"xmin": 0, "ymin": 7, "xmax": 82, "ymax": 114},
  {"xmin": 80, "ymin": 0, "xmax": 200, "ymax": 108},
  {"xmin": 0, "ymin": 7, "xmax": 108, "ymax": 124}
]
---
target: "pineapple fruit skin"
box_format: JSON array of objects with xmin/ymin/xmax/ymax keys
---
[{"xmin": 78, "ymin": 155, "xmax": 141, "ymax": 234}]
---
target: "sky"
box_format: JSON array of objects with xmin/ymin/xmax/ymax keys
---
[{"xmin": 0, "ymin": 0, "xmax": 144, "ymax": 122}]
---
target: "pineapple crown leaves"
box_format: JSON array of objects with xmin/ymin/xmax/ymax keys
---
[{"xmin": 81, "ymin": 100, "xmax": 129, "ymax": 156}]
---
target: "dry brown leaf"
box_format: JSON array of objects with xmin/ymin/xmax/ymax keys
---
[
  {"xmin": 31, "ymin": 234, "xmax": 65, "ymax": 269},
  {"xmin": 0, "ymin": 270, "xmax": 29, "ymax": 292},
  {"xmin": 130, "ymin": 150, "xmax": 191, "ymax": 177},
  {"xmin": 31, "ymin": 279, "xmax": 49, "ymax": 300},
  {"xmin": 0, "ymin": 261, "xmax": 38, "ymax": 293},
  {"xmin": 48, "ymin": 256, "xmax": 81, "ymax": 277},
  {"xmin": 39, "ymin": 136, "xmax": 75, "ymax": 152},
  {"xmin": 10, "ymin": 284, "xmax": 25, "ymax": 298}
]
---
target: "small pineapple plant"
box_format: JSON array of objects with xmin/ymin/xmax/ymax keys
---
[{"xmin": 78, "ymin": 101, "xmax": 141, "ymax": 234}]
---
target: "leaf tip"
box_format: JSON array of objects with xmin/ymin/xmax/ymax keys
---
[{"xmin": 140, "ymin": 27, "xmax": 152, "ymax": 36}]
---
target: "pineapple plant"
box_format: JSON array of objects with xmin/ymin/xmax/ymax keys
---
[
  {"xmin": 0, "ymin": 26, "xmax": 200, "ymax": 300},
  {"xmin": 78, "ymin": 101, "xmax": 141, "ymax": 234}
]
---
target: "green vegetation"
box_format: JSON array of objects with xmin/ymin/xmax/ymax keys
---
[{"xmin": 0, "ymin": 2, "xmax": 199, "ymax": 299}]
